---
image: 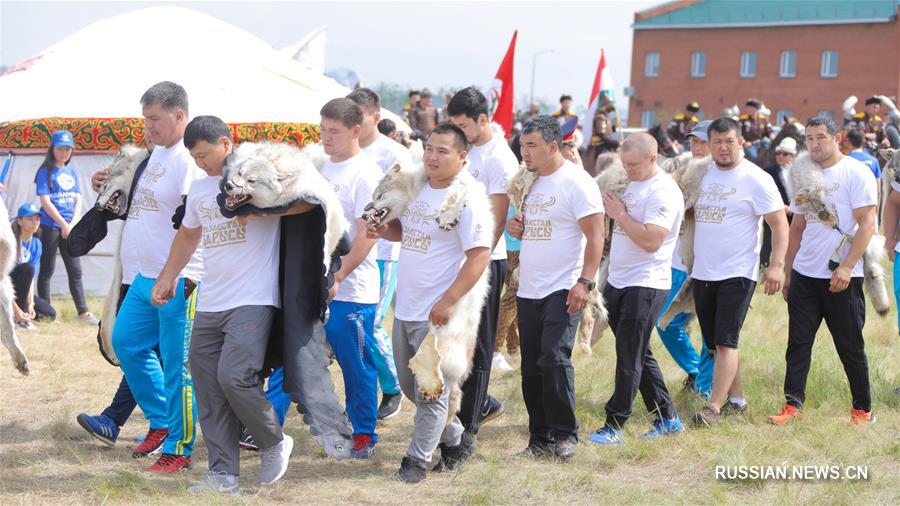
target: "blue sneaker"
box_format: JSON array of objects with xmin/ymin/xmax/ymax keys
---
[
  {"xmin": 587, "ymin": 426, "xmax": 624, "ymax": 445},
  {"xmin": 76, "ymin": 413, "xmax": 120, "ymax": 447},
  {"xmin": 640, "ymin": 416, "xmax": 685, "ymax": 439}
]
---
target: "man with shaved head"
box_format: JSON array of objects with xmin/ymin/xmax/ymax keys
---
[{"xmin": 587, "ymin": 133, "xmax": 686, "ymax": 445}]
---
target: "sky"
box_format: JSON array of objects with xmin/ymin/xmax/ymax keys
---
[{"xmin": 1, "ymin": 0, "xmax": 658, "ymax": 115}]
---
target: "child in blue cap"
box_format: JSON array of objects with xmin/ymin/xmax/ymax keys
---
[
  {"xmin": 10, "ymin": 202, "xmax": 57, "ymax": 329},
  {"xmin": 33, "ymin": 130, "xmax": 96, "ymax": 324}
]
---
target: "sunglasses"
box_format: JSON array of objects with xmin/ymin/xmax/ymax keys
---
[{"xmin": 775, "ymin": 151, "xmax": 793, "ymax": 156}]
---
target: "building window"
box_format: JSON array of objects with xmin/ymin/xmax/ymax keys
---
[
  {"xmin": 779, "ymin": 51, "xmax": 797, "ymax": 78},
  {"xmin": 645, "ymin": 52, "xmax": 660, "ymax": 77},
  {"xmin": 641, "ymin": 109, "xmax": 657, "ymax": 128},
  {"xmin": 821, "ymin": 51, "xmax": 839, "ymax": 78},
  {"xmin": 691, "ymin": 52, "xmax": 706, "ymax": 78},
  {"xmin": 739, "ymin": 51, "xmax": 756, "ymax": 78},
  {"xmin": 776, "ymin": 110, "xmax": 793, "ymax": 125}
]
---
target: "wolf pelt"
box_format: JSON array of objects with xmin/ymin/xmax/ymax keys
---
[
  {"xmin": 92, "ymin": 144, "xmax": 148, "ymax": 366},
  {"xmin": 1, "ymin": 200, "xmax": 30, "ymax": 375},
  {"xmin": 657, "ymin": 155, "xmax": 711, "ymax": 327},
  {"xmin": 363, "ymin": 163, "xmax": 492, "ymax": 421},
  {"xmin": 789, "ymin": 152, "xmax": 891, "ymax": 316},
  {"xmin": 221, "ymin": 142, "xmax": 348, "ymax": 270}
]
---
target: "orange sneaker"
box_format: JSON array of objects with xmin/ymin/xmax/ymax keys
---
[
  {"xmin": 768, "ymin": 404, "xmax": 802, "ymax": 426},
  {"xmin": 850, "ymin": 409, "xmax": 875, "ymax": 426}
]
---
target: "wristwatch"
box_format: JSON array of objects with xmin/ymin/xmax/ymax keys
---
[{"xmin": 576, "ymin": 277, "xmax": 596, "ymax": 291}]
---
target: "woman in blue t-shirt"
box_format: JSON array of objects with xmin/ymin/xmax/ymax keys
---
[
  {"xmin": 34, "ymin": 130, "xmax": 96, "ymax": 324},
  {"xmin": 10, "ymin": 203, "xmax": 57, "ymax": 329}
]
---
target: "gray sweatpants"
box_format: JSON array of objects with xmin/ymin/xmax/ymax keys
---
[
  {"xmin": 190, "ymin": 305, "xmax": 283, "ymax": 476},
  {"xmin": 392, "ymin": 319, "xmax": 464, "ymax": 462}
]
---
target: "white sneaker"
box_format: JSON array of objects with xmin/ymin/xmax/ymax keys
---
[
  {"xmin": 259, "ymin": 434, "xmax": 293, "ymax": 485},
  {"xmin": 492, "ymin": 352, "xmax": 514, "ymax": 373},
  {"xmin": 16, "ymin": 321, "xmax": 37, "ymax": 331},
  {"xmin": 187, "ymin": 471, "xmax": 239, "ymax": 496},
  {"xmin": 78, "ymin": 313, "xmax": 100, "ymax": 325}
]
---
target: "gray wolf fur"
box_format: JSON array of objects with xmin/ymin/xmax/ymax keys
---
[
  {"xmin": 221, "ymin": 142, "xmax": 348, "ymax": 270},
  {"xmin": 94, "ymin": 144, "xmax": 149, "ymax": 366},
  {"xmin": 1, "ymin": 200, "xmax": 30, "ymax": 375},
  {"xmin": 789, "ymin": 152, "xmax": 891, "ymax": 316},
  {"xmin": 364, "ymin": 163, "xmax": 492, "ymax": 421},
  {"xmin": 657, "ymin": 154, "xmax": 711, "ymax": 328}
]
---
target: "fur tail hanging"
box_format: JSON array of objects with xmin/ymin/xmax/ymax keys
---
[{"xmin": 863, "ymin": 235, "xmax": 891, "ymax": 317}]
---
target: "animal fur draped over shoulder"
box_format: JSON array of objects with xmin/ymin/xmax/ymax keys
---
[
  {"xmin": 788, "ymin": 152, "xmax": 838, "ymax": 228},
  {"xmin": 507, "ymin": 164, "xmax": 537, "ymax": 213},
  {"xmin": 218, "ymin": 142, "xmax": 350, "ymax": 275}
]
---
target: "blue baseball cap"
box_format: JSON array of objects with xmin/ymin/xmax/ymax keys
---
[
  {"xmin": 687, "ymin": 120, "xmax": 713, "ymax": 142},
  {"xmin": 51, "ymin": 130, "xmax": 75, "ymax": 148},
  {"xmin": 17, "ymin": 202, "xmax": 41, "ymax": 218}
]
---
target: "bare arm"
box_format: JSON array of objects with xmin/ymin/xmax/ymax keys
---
[
  {"xmin": 72, "ymin": 194, "xmax": 82, "ymax": 224},
  {"xmin": 335, "ymin": 218, "xmax": 377, "ymax": 283},
  {"xmin": 761, "ymin": 209, "xmax": 789, "ymax": 295},
  {"xmin": 150, "ymin": 225, "xmax": 202, "ymax": 306},
  {"xmin": 566, "ymin": 212, "xmax": 605, "ymax": 314},
  {"xmin": 602, "ymin": 192, "xmax": 667, "ymax": 253},
  {"xmin": 884, "ymin": 188, "xmax": 900, "ymax": 258},
  {"xmin": 830, "ymin": 205, "xmax": 876, "ymax": 292},
  {"xmin": 488, "ymin": 194, "xmax": 510, "ymax": 252},
  {"xmin": 429, "ymin": 247, "xmax": 491, "ymax": 326}
]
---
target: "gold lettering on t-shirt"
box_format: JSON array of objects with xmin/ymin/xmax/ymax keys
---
[
  {"xmin": 128, "ymin": 186, "xmax": 159, "ymax": 219},
  {"xmin": 203, "ymin": 220, "xmax": 247, "ymax": 248},
  {"xmin": 401, "ymin": 227, "xmax": 432, "ymax": 253},
  {"xmin": 694, "ymin": 183, "xmax": 736, "ymax": 224}
]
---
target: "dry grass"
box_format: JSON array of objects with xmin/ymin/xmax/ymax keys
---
[{"xmin": 1, "ymin": 282, "xmax": 898, "ymax": 505}]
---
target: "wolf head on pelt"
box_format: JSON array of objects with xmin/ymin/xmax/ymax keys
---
[
  {"xmin": 221, "ymin": 141, "xmax": 346, "ymax": 260},
  {"xmin": 95, "ymin": 145, "xmax": 148, "ymax": 217},
  {"xmin": 362, "ymin": 163, "xmax": 426, "ymax": 226},
  {"xmin": 879, "ymin": 148, "xmax": 900, "ymax": 185}
]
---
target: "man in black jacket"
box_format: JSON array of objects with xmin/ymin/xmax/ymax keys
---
[{"xmin": 760, "ymin": 137, "xmax": 796, "ymax": 266}]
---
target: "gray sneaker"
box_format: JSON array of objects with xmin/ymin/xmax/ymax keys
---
[
  {"xmin": 79, "ymin": 313, "xmax": 100, "ymax": 325},
  {"xmin": 187, "ymin": 471, "xmax": 239, "ymax": 496},
  {"xmin": 259, "ymin": 434, "xmax": 293, "ymax": 486}
]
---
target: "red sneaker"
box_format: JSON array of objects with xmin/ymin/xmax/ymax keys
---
[
  {"xmin": 131, "ymin": 428, "xmax": 168, "ymax": 458},
  {"xmin": 768, "ymin": 404, "xmax": 802, "ymax": 426},
  {"xmin": 850, "ymin": 409, "xmax": 876, "ymax": 427},
  {"xmin": 145, "ymin": 453, "xmax": 191, "ymax": 473},
  {"xmin": 350, "ymin": 434, "xmax": 375, "ymax": 459}
]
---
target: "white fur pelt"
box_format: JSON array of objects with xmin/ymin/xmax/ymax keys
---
[
  {"xmin": 1, "ymin": 200, "xmax": 30, "ymax": 375},
  {"xmin": 364, "ymin": 163, "xmax": 492, "ymax": 421},
  {"xmin": 789, "ymin": 152, "xmax": 891, "ymax": 316},
  {"xmin": 221, "ymin": 142, "xmax": 348, "ymax": 273},
  {"xmin": 657, "ymin": 155, "xmax": 711, "ymax": 327},
  {"xmin": 94, "ymin": 145, "xmax": 148, "ymax": 366}
]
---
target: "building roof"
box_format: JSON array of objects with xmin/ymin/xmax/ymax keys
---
[{"xmin": 634, "ymin": 0, "xmax": 899, "ymax": 29}]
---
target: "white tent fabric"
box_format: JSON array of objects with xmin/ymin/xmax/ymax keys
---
[{"xmin": 1, "ymin": 6, "xmax": 408, "ymax": 297}]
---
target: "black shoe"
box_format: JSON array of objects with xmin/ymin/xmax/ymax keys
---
[
  {"xmin": 239, "ymin": 429, "xmax": 259, "ymax": 452},
  {"xmin": 377, "ymin": 392, "xmax": 403, "ymax": 420},
  {"xmin": 432, "ymin": 431, "xmax": 476, "ymax": 472},
  {"xmin": 395, "ymin": 456, "xmax": 428, "ymax": 484},
  {"xmin": 516, "ymin": 439, "xmax": 554, "ymax": 460},
  {"xmin": 480, "ymin": 396, "xmax": 505, "ymax": 426},
  {"xmin": 553, "ymin": 439, "xmax": 576, "ymax": 462}
]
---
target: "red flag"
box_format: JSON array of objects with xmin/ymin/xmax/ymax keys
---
[{"xmin": 488, "ymin": 31, "xmax": 517, "ymax": 139}]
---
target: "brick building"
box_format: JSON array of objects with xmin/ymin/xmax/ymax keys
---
[{"xmin": 627, "ymin": 0, "xmax": 900, "ymax": 128}]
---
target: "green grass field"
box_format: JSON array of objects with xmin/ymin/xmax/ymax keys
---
[{"xmin": 1, "ymin": 284, "xmax": 897, "ymax": 505}]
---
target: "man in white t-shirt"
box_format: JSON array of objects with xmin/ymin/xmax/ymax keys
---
[
  {"xmin": 347, "ymin": 88, "xmax": 412, "ymax": 421},
  {"xmin": 507, "ymin": 116, "xmax": 605, "ymax": 461},
  {"xmin": 448, "ymin": 86, "xmax": 520, "ymax": 435},
  {"xmin": 100, "ymin": 82, "xmax": 205, "ymax": 473},
  {"xmin": 691, "ymin": 117, "xmax": 789, "ymax": 429},
  {"xmin": 367, "ymin": 123, "xmax": 492, "ymax": 483},
  {"xmin": 318, "ymin": 98, "xmax": 383, "ymax": 458},
  {"xmin": 770, "ymin": 116, "xmax": 878, "ymax": 427},
  {"xmin": 588, "ymin": 133, "xmax": 685, "ymax": 444},
  {"xmin": 150, "ymin": 116, "xmax": 292, "ymax": 494}
]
